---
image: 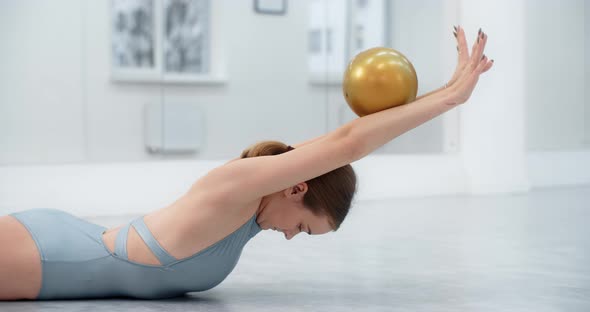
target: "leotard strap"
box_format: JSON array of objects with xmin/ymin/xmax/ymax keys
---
[
  {"xmin": 130, "ymin": 217, "xmax": 178, "ymax": 266},
  {"xmin": 114, "ymin": 223, "xmax": 131, "ymax": 259}
]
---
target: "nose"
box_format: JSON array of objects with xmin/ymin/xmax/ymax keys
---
[{"xmin": 284, "ymin": 230, "xmax": 299, "ymax": 240}]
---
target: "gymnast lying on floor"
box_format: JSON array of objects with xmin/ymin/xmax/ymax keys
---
[{"xmin": 0, "ymin": 26, "xmax": 492, "ymax": 300}]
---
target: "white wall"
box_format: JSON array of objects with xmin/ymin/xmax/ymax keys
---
[
  {"xmin": 525, "ymin": 0, "xmax": 587, "ymax": 151},
  {"xmin": 0, "ymin": 0, "xmax": 330, "ymax": 164},
  {"xmin": 0, "ymin": 0, "xmax": 86, "ymax": 164},
  {"xmin": 524, "ymin": 0, "xmax": 590, "ymax": 189}
]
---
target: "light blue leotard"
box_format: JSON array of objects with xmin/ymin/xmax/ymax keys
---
[{"xmin": 9, "ymin": 208, "xmax": 262, "ymax": 300}]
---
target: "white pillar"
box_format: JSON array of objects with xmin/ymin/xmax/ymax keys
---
[{"xmin": 457, "ymin": 0, "xmax": 530, "ymax": 194}]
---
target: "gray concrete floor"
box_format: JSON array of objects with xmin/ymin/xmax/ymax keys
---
[{"xmin": 2, "ymin": 186, "xmax": 589, "ymax": 311}]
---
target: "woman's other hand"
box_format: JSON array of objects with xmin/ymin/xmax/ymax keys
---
[{"xmin": 446, "ymin": 26, "xmax": 494, "ymax": 105}]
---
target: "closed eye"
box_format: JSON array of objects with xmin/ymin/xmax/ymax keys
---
[{"xmin": 299, "ymin": 224, "xmax": 311, "ymax": 235}]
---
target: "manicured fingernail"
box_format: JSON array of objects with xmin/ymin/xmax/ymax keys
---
[
  {"xmin": 491, "ymin": 59, "xmax": 494, "ymax": 63},
  {"xmin": 478, "ymin": 28, "xmax": 482, "ymax": 35},
  {"xmin": 453, "ymin": 31, "xmax": 457, "ymax": 38},
  {"xmin": 481, "ymin": 54, "xmax": 486, "ymax": 60},
  {"xmin": 453, "ymin": 25, "xmax": 457, "ymax": 32}
]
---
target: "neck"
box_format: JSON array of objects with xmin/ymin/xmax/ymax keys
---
[{"xmin": 256, "ymin": 196, "xmax": 268, "ymax": 217}]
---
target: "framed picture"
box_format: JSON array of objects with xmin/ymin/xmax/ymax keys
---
[
  {"xmin": 163, "ymin": 0, "xmax": 210, "ymax": 76},
  {"xmin": 111, "ymin": 0, "xmax": 159, "ymax": 80},
  {"xmin": 111, "ymin": 0, "xmax": 217, "ymax": 83},
  {"xmin": 254, "ymin": 0, "xmax": 287, "ymax": 15}
]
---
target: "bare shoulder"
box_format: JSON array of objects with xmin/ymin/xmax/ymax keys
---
[
  {"xmin": 144, "ymin": 127, "xmax": 355, "ymax": 258},
  {"xmin": 143, "ymin": 190, "xmax": 260, "ymax": 260}
]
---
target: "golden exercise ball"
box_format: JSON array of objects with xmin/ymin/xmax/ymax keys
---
[{"xmin": 343, "ymin": 47, "xmax": 418, "ymax": 117}]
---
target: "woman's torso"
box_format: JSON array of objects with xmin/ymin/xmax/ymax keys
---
[
  {"xmin": 101, "ymin": 193, "xmax": 262, "ymax": 267},
  {"xmin": 8, "ymin": 198, "xmax": 263, "ymax": 300}
]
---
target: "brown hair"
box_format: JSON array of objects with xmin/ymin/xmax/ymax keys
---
[{"xmin": 240, "ymin": 140, "xmax": 357, "ymax": 231}]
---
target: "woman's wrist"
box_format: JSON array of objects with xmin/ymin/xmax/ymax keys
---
[{"xmin": 414, "ymin": 82, "xmax": 452, "ymax": 102}]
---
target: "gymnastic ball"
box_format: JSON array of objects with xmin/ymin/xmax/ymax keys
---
[{"xmin": 343, "ymin": 47, "xmax": 418, "ymax": 117}]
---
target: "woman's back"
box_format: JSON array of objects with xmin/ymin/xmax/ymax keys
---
[
  {"xmin": 101, "ymin": 193, "xmax": 262, "ymax": 266},
  {"xmin": 8, "ymin": 192, "xmax": 263, "ymax": 299}
]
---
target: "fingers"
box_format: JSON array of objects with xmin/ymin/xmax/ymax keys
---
[
  {"xmin": 481, "ymin": 59, "xmax": 494, "ymax": 73},
  {"xmin": 476, "ymin": 54, "xmax": 489, "ymax": 73},
  {"xmin": 472, "ymin": 29, "xmax": 488, "ymax": 69},
  {"xmin": 455, "ymin": 26, "xmax": 469, "ymax": 61},
  {"xmin": 452, "ymin": 26, "xmax": 494, "ymax": 83}
]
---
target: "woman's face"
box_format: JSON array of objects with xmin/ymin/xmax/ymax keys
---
[{"xmin": 256, "ymin": 183, "xmax": 333, "ymax": 239}]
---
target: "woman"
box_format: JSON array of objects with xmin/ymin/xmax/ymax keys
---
[{"xmin": 0, "ymin": 26, "xmax": 493, "ymax": 300}]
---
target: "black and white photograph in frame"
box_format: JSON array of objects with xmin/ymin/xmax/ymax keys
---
[
  {"xmin": 163, "ymin": 0, "xmax": 210, "ymax": 75},
  {"xmin": 111, "ymin": 0, "xmax": 155, "ymax": 70}
]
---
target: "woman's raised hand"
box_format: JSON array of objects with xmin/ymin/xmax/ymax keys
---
[{"xmin": 446, "ymin": 26, "xmax": 494, "ymax": 106}]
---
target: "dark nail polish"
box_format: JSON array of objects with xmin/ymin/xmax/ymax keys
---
[
  {"xmin": 481, "ymin": 54, "xmax": 486, "ymax": 60},
  {"xmin": 453, "ymin": 31, "xmax": 457, "ymax": 38},
  {"xmin": 478, "ymin": 28, "xmax": 481, "ymax": 35},
  {"xmin": 491, "ymin": 59, "xmax": 494, "ymax": 63},
  {"xmin": 453, "ymin": 25, "xmax": 457, "ymax": 32}
]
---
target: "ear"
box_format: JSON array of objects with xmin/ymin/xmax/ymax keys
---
[{"xmin": 284, "ymin": 182, "xmax": 308, "ymax": 200}]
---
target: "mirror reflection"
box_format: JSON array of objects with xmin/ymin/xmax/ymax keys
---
[{"xmin": 1, "ymin": 0, "xmax": 462, "ymax": 165}]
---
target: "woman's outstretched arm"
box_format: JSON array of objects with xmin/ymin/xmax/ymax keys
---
[
  {"xmin": 346, "ymin": 86, "xmax": 456, "ymax": 159},
  {"xmin": 292, "ymin": 133, "xmax": 326, "ymax": 148},
  {"xmin": 346, "ymin": 26, "xmax": 493, "ymax": 160}
]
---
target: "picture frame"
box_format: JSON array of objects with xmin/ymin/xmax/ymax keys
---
[
  {"xmin": 254, "ymin": 0, "xmax": 287, "ymax": 16},
  {"xmin": 111, "ymin": 0, "xmax": 160, "ymax": 81},
  {"xmin": 111, "ymin": 0, "xmax": 221, "ymax": 84}
]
